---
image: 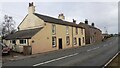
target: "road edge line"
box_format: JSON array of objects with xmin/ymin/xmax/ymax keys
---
[{"xmin": 103, "ymin": 51, "xmax": 120, "ymax": 68}]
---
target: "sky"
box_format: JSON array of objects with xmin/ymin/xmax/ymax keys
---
[{"xmin": 0, "ymin": 0, "xmax": 119, "ymax": 34}]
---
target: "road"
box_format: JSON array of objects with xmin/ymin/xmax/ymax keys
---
[
  {"xmin": 2, "ymin": 37, "xmax": 119, "ymax": 67},
  {"xmin": 0, "ymin": 42, "xmax": 2, "ymax": 68}
]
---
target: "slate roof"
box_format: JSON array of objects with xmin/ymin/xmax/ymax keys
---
[
  {"xmin": 34, "ymin": 13, "xmax": 84, "ymax": 29},
  {"xmin": 4, "ymin": 28, "xmax": 42, "ymax": 40},
  {"xmin": 79, "ymin": 22, "xmax": 102, "ymax": 32}
]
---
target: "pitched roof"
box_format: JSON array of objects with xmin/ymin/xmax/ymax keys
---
[
  {"xmin": 79, "ymin": 22, "xmax": 102, "ymax": 32},
  {"xmin": 34, "ymin": 13, "xmax": 84, "ymax": 29},
  {"xmin": 4, "ymin": 28, "xmax": 42, "ymax": 40}
]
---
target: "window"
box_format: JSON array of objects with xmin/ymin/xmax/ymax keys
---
[
  {"xmin": 19, "ymin": 39, "xmax": 27, "ymax": 45},
  {"xmin": 11, "ymin": 40, "xmax": 16, "ymax": 44},
  {"xmin": 81, "ymin": 29, "xmax": 83, "ymax": 35},
  {"xmin": 66, "ymin": 26, "xmax": 69, "ymax": 35},
  {"xmin": 66, "ymin": 36, "xmax": 70, "ymax": 45},
  {"xmin": 10, "ymin": 40, "xmax": 12, "ymax": 43},
  {"xmin": 52, "ymin": 24, "xmax": 56, "ymax": 34},
  {"xmin": 52, "ymin": 36, "xmax": 57, "ymax": 47},
  {"xmin": 83, "ymin": 37, "xmax": 85, "ymax": 43},
  {"xmin": 74, "ymin": 37, "xmax": 77, "ymax": 45},
  {"xmin": 76, "ymin": 27, "xmax": 78, "ymax": 35}
]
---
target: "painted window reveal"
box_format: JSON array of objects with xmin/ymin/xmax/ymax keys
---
[
  {"xmin": 11, "ymin": 40, "xmax": 16, "ymax": 44},
  {"xmin": 66, "ymin": 26, "xmax": 69, "ymax": 35},
  {"xmin": 83, "ymin": 37, "xmax": 85, "ymax": 43},
  {"xmin": 66, "ymin": 36, "xmax": 70, "ymax": 45},
  {"xmin": 81, "ymin": 28, "xmax": 83, "ymax": 35},
  {"xmin": 19, "ymin": 39, "xmax": 27, "ymax": 45},
  {"xmin": 74, "ymin": 37, "xmax": 77, "ymax": 45},
  {"xmin": 52, "ymin": 24, "xmax": 56, "ymax": 34},
  {"xmin": 52, "ymin": 36, "xmax": 57, "ymax": 48},
  {"xmin": 76, "ymin": 27, "xmax": 78, "ymax": 35}
]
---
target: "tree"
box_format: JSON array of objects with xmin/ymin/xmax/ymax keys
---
[{"xmin": 1, "ymin": 15, "xmax": 16, "ymax": 36}]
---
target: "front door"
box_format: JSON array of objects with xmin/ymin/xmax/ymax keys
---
[
  {"xmin": 79, "ymin": 38, "xmax": 81, "ymax": 46},
  {"xmin": 59, "ymin": 38, "xmax": 62, "ymax": 49}
]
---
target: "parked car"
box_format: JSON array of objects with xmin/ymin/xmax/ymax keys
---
[{"xmin": 0, "ymin": 43, "xmax": 10, "ymax": 54}]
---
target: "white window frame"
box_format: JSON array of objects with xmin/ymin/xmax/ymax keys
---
[
  {"xmin": 66, "ymin": 26, "xmax": 69, "ymax": 35},
  {"xmin": 19, "ymin": 39, "xmax": 27, "ymax": 45},
  {"xmin": 11, "ymin": 40, "xmax": 16, "ymax": 44},
  {"xmin": 74, "ymin": 37, "xmax": 77, "ymax": 45},
  {"xmin": 76, "ymin": 27, "xmax": 78, "ymax": 35},
  {"xmin": 66, "ymin": 36, "xmax": 70, "ymax": 45},
  {"xmin": 52, "ymin": 24, "xmax": 56, "ymax": 35},
  {"xmin": 83, "ymin": 37, "xmax": 85, "ymax": 43},
  {"xmin": 52, "ymin": 36, "xmax": 57, "ymax": 48},
  {"xmin": 81, "ymin": 28, "xmax": 83, "ymax": 35}
]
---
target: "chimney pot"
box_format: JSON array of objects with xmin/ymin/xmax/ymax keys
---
[
  {"xmin": 85, "ymin": 19, "xmax": 88, "ymax": 24},
  {"xmin": 58, "ymin": 13, "xmax": 65, "ymax": 20},
  {"xmin": 91, "ymin": 23, "xmax": 95, "ymax": 26},
  {"xmin": 73, "ymin": 19, "xmax": 76, "ymax": 23},
  {"xmin": 28, "ymin": 2, "xmax": 35, "ymax": 14}
]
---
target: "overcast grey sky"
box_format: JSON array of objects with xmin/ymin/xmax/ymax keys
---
[{"xmin": 0, "ymin": 1, "xmax": 118, "ymax": 34}]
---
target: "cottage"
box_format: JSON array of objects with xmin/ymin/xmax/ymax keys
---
[
  {"xmin": 79, "ymin": 19, "xmax": 103, "ymax": 44},
  {"xmin": 3, "ymin": 2, "xmax": 85, "ymax": 54}
]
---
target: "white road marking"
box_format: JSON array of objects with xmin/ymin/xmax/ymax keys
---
[
  {"xmin": 103, "ymin": 51, "xmax": 120, "ymax": 68},
  {"xmin": 87, "ymin": 47, "xmax": 99, "ymax": 52},
  {"xmin": 103, "ymin": 44, "xmax": 108, "ymax": 47},
  {"xmin": 33, "ymin": 53, "xmax": 79, "ymax": 66}
]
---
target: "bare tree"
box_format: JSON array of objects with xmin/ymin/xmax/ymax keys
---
[{"xmin": 1, "ymin": 15, "xmax": 16, "ymax": 36}]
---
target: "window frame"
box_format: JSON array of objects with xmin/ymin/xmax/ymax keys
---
[
  {"xmin": 66, "ymin": 36, "xmax": 70, "ymax": 45},
  {"xmin": 11, "ymin": 40, "xmax": 16, "ymax": 44},
  {"xmin": 81, "ymin": 28, "xmax": 83, "ymax": 35},
  {"xmin": 66, "ymin": 26, "xmax": 69, "ymax": 35},
  {"xmin": 52, "ymin": 36, "xmax": 57, "ymax": 48},
  {"xmin": 74, "ymin": 37, "xmax": 77, "ymax": 45},
  {"xmin": 76, "ymin": 27, "xmax": 78, "ymax": 35},
  {"xmin": 19, "ymin": 39, "xmax": 27, "ymax": 45},
  {"xmin": 82, "ymin": 37, "xmax": 85, "ymax": 43},
  {"xmin": 52, "ymin": 24, "xmax": 56, "ymax": 35}
]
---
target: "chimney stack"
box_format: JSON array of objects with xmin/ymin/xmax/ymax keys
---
[
  {"xmin": 91, "ymin": 23, "xmax": 95, "ymax": 27},
  {"xmin": 58, "ymin": 13, "xmax": 65, "ymax": 20},
  {"xmin": 28, "ymin": 2, "xmax": 35, "ymax": 14},
  {"xmin": 85, "ymin": 19, "xmax": 88, "ymax": 24},
  {"xmin": 73, "ymin": 19, "xmax": 76, "ymax": 24}
]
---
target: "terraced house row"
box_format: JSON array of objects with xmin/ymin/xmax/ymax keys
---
[{"xmin": 3, "ymin": 2, "xmax": 102, "ymax": 55}]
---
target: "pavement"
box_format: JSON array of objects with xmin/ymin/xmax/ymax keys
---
[{"xmin": 2, "ymin": 37, "xmax": 119, "ymax": 67}]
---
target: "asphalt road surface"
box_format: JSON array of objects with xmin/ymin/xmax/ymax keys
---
[{"xmin": 2, "ymin": 37, "xmax": 119, "ymax": 67}]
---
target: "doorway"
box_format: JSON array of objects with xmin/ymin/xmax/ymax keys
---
[
  {"xmin": 79, "ymin": 38, "xmax": 81, "ymax": 46},
  {"xmin": 59, "ymin": 38, "xmax": 62, "ymax": 49}
]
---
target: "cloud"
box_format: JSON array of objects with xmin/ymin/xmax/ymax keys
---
[
  {"xmin": 0, "ymin": 2, "xmax": 118, "ymax": 34},
  {"xmin": 0, "ymin": 0, "xmax": 119, "ymax": 2}
]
